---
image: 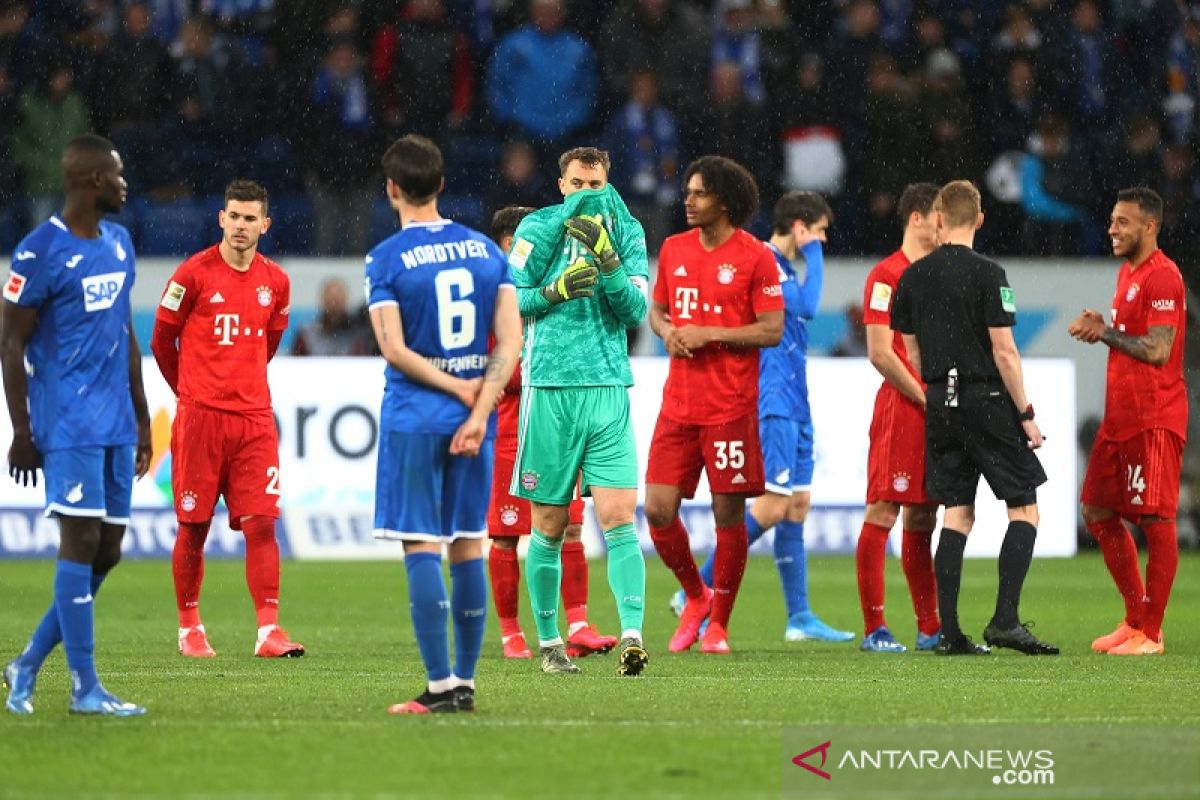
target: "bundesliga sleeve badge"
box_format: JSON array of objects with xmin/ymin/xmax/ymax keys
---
[
  {"xmin": 160, "ymin": 280, "xmax": 186, "ymax": 311},
  {"xmin": 869, "ymin": 281, "xmax": 892, "ymax": 312}
]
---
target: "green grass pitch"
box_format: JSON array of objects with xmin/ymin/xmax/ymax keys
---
[{"xmin": 1, "ymin": 553, "xmax": 1197, "ymax": 799}]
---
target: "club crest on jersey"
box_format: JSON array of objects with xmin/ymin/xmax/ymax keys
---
[
  {"xmin": 717, "ymin": 264, "xmax": 737, "ymax": 285},
  {"xmin": 521, "ymin": 471, "xmax": 539, "ymax": 491},
  {"xmin": 500, "ymin": 506, "xmax": 520, "ymax": 526},
  {"xmin": 3, "ymin": 271, "xmax": 26, "ymax": 302},
  {"xmin": 257, "ymin": 285, "xmax": 272, "ymax": 307},
  {"xmin": 179, "ymin": 491, "xmax": 198, "ymax": 512},
  {"xmin": 1126, "ymin": 283, "xmax": 1139, "ymax": 302},
  {"xmin": 892, "ymin": 472, "xmax": 911, "ymax": 493}
]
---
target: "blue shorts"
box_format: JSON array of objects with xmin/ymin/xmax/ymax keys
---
[
  {"xmin": 373, "ymin": 431, "xmax": 494, "ymax": 542},
  {"xmin": 760, "ymin": 416, "xmax": 813, "ymax": 496},
  {"xmin": 42, "ymin": 446, "xmax": 134, "ymax": 523}
]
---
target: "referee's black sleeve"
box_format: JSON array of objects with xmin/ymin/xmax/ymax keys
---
[
  {"xmin": 982, "ymin": 265, "xmax": 1018, "ymax": 328},
  {"xmin": 891, "ymin": 273, "xmax": 914, "ymax": 334}
]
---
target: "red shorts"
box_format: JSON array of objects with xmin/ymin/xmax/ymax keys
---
[
  {"xmin": 866, "ymin": 387, "xmax": 932, "ymax": 505},
  {"xmin": 1081, "ymin": 429, "xmax": 1183, "ymax": 519},
  {"xmin": 171, "ymin": 402, "xmax": 281, "ymax": 529},
  {"xmin": 646, "ymin": 411, "xmax": 764, "ymax": 497},
  {"xmin": 488, "ymin": 435, "xmax": 583, "ymax": 537}
]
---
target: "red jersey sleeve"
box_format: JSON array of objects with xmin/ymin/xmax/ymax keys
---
[
  {"xmin": 653, "ymin": 240, "xmax": 672, "ymax": 306},
  {"xmin": 749, "ymin": 246, "xmax": 784, "ymax": 314},
  {"xmin": 861, "ymin": 265, "xmax": 897, "ymax": 326},
  {"xmin": 1143, "ymin": 267, "xmax": 1185, "ymax": 329},
  {"xmin": 155, "ymin": 261, "xmax": 198, "ymax": 326},
  {"xmin": 269, "ymin": 269, "xmax": 290, "ymax": 332}
]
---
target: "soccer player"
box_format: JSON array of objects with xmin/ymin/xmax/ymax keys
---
[
  {"xmin": 485, "ymin": 205, "xmax": 617, "ymax": 660},
  {"xmin": 676, "ymin": 191, "xmax": 854, "ymax": 643},
  {"xmin": 646, "ymin": 155, "xmax": 784, "ymax": 655},
  {"xmin": 2, "ymin": 134, "xmax": 150, "ymax": 716},
  {"xmin": 509, "ymin": 146, "xmax": 650, "ymax": 676},
  {"xmin": 151, "ymin": 180, "xmax": 303, "ymax": 659},
  {"xmin": 368, "ymin": 135, "xmax": 520, "ymax": 714},
  {"xmin": 856, "ymin": 183, "xmax": 943, "ymax": 653},
  {"xmin": 1069, "ymin": 188, "xmax": 1185, "ymax": 656}
]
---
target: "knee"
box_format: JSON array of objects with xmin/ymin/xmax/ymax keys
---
[
  {"xmin": 786, "ymin": 494, "xmax": 811, "ymax": 523},
  {"xmin": 490, "ymin": 536, "xmax": 517, "ymax": 551},
  {"xmin": 92, "ymin": 543, "xmax": 122, "ymax": 575},
  {"xmin": 1080, "ymin": 503, "xmax": 1111, "ymax": 525},
  {"xmin": 865, "ymin": 502, "xmax": 900, "ymax": 530},
  {"xmin": 643, "ymin": 502, "xmax": 676, "ymax": 530},
  {"xmin": 904, "ymin": 507, "xmax": 937, "ymax": 532},
  {"xmin": 563, "ymin": 523, "xmax": 583, "ymax": 543}
]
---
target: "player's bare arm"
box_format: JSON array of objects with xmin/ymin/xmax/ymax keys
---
[
  {"xmin": 371, "ymin": 304, "xmax": 482, "ymax": 409},
  {"xmin": 1066, "ymin": 308, "xmax": 1105, "ymax": 342},
  {"xmin": 989, "ymin": 325, "xmax": 1042, "ymax": 449},
  {"xmin": 676, "ymin": 309, "xmax": 783, "ymax": 351},
  {"xmin": 451, "ymin": 288, "xmax": 521, "ymax": 457},
  {"xmin": 1098, "ymin": 323, "xmax": 1175, "ymax": 367},
  {"xmin": 866, "ymin": 323, "xmax": 925, "ymax": 406},
  {"xmin": 0, "ymin": 302, "xmax": 41, "ymax": 484},
  {"xmin": 649, "ymin": 301, "xmax": 691, "ymax": 358},
  {"xmin": 901, "ymin": 332, "xmax": 922, "ymax": 376},
  {"xmin": 127, "ymin": 319, "xmax": 152, "ymax": 478}
]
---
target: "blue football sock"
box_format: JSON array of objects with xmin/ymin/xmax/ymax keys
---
[
  {"xmin": 54, "ymin": 560, "xmax": 98, "ymax": 696},
  {"xmin": 18, "ymin": 570, "xmax": 109, "ymax": 672},
  {"xmin": 774, "ymin": 520, "xmax": 810, "ymax": 617},
  {"xmin": 404, "ymin": 552, "xmax": 451, "ymax": 682},
  {"xmin": 449, "ymin": 558, "xmax": 487, "ymax": 682},
  {"xmin": 699, "ymin": 509, "xmax": 765, "ymax": 588}
]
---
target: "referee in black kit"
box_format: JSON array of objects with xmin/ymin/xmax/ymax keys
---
[{"xmin": 891, "ymin": 180, "xmax": 1058, "ymax": 656}]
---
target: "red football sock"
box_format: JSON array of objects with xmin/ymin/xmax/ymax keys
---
[
  {"xmin": 709, "ymin": 524, "xmax": 748, "ymax": 630},
  {"xmin": 901, "ymin": 528, "xmax": 940, "ymax": 635},
  {"xmin": 855, "ymin": 523, "xmax": 890, "ymax": 634},
  {"xmin": 649, "ymin": 517, "xmax": 706, "ymax": 599},
  {"xmin": 241, "ymin": 516, "xmax": 280, "ymax": 628},
  {"xmin": 561, "ymin": 540, "xmax": 588, "ymax": 626},
  {"xmin": 1087, "ymin": 517, "xmax": 1145, "ymax": 628},
  {"xmin": 1140, "ymin": 519, "xmax": 1178, "ymax": 642},
  {"xmin": 487, "ymin": 544, "xmax": 521, "ymax": 629},
  {"xmin": 173, "ymin": 520, "xmax": 211, "ymax": 628}
]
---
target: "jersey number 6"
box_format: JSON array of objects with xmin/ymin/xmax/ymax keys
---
[{"xmin": 434, "ymin": 267, "xmax": 476, "ymax": 350}]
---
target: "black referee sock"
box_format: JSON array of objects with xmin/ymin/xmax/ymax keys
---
[
  {"xmin": 992, "ymin": 521, "xmax": 1037, "ymax": 629},
  {"xmin": 934, "ymin": 529, "xmax": 968, "ymax": 640}
]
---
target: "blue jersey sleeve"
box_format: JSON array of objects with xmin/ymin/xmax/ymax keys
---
[
  {"xmin": 796, "ymin": 240, "xmax": 824, "ymax": 321},
  {"xmin": 5, "ymin": 242, "xmax": 55, "ymax": 308},
  {"xmin": 365, "ymin": 249, "xmax": 397, "ymax": 308}
]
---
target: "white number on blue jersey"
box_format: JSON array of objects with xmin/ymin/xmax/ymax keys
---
[{"xmin": 434, "ymin": 267, "xmax": 476, "ymax": 349}]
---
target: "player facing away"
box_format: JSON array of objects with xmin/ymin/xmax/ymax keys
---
[
  {"xmin": 509, "ymin": 147, "xmax": 650, "ymax": 676},
  {"xmin": 368, "ymin": 135, "xmax": 520, "ymax": 714},
  {"xmin": 2, "ymin": 135, "xmax": 151, "ymax": 716},
  {"xmin": 151, "ymin": 180, "xmax": 303, "ymax": 659},
  {"xmin": 485, "ymin": 206, "xmax": 617, "ymax": 660},
  {"xmin": 676, "ymin": 191, "xmax": 854, "ymax": 643},
  {"xmin": 646, "ymin": 156, "xmax": 784, "ymax": 655},
  {"xmin": 1069, "ymin": 188, "xmax": 1186, "ymax": 656},
  {"xmin": 856, "ymin": 183, "xmax": 942, "ymax": 654}
]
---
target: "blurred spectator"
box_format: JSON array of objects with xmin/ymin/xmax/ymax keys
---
[
  {"xmin": 1020, "ymin": 113, "xmax": 1089, "ymax": 256},
  {"xmin": 484, "ymin": 139, "xmax": 550, "ymax": 221},
  {"xmin": 1048, "ymin": 0, "xmax": 1123, "ymax": 134},
  {"xmin": 11, "ymin": 60, "xmax": 91, "ymax": 223},
  {"xmin": 601, "ymin": 0, "xmax": 708, "ymax": 124},
  {"xmin": 856, "ymin": 52, "xmax": 919, "ymax": 250},
  {"xmin": 0, "ymin": 0, "xmax": 33, "ymax": 92},
  {"xmin": 1107, "ymin": 115, "xmax": 1163, "ymax": 195},
  {"xmin": 777, "ymin": 51, "xmax": 844, "ymax": 197},
  {"xmin": 301, "ymin": 37, "xmax": 376, "ymax": 256},
  {"xmin": 709, "ymin": 0, "xmax": 765, "ymax": 106},
  {"xmin": 369, "ymin": 0, "xmax": 472, "ymax": 141},
  {"xmin": 695, "ymin": 60, "xmax": 775, "ymax": 203},
  {"xmin": 601, "ymin": 68, "xmax": 679, "ymax": 252},
  {"xmin": 829, "ymin": 303, "xmax": 867, "ymax": 357},
  {"xmin": 987, "ymin": 55, "xmax": 1040, "ymax": 154},
  {"xmin": 1165, "ymin": 9, "xmax": 1200, "ymax": 145},
  {"xmin": 823, "ymin": 0, "xmax": 879, "ymax": 123},
  {"xmin": 988, "ymin": 3, "xmax": 1043, "ymax": 87},
  {"xmin": 1159, "ymin": 143, "xmax": 1200, "ymax": 264},
  {"xmin": 486, "ymin": 0, "xmax": 595, "ymax": 151},
  {"xmin": 147, "ymin": 0, "xmax": 191, "ymax": 44},
  {"xmin": 292, "ymin": 278, "xmax": 372, "ymax": 356},
  {"xmin": 916, "ymin": 48, "xmax": 979, "ymax": 183}
]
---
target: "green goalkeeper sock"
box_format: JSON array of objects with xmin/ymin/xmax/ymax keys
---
[
  {"xmin": 604, "ymin": 523, "xmax": 645, "ymax": 637},
  {"xmin": 526, "ymin": 530, "xmax": 564, "ymax": 647}
]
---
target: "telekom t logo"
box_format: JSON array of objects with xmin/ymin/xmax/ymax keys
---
[
  {"xmin": 214, "ymin": 313, "xmax": 241, "ymax": 345},
  {"xmin": 793, "ymin": 741, "xmax": 832, "ymax": 780},
  {"xmin": 674, "ymin": 286, "xmax": 699, "ymax": 319}
]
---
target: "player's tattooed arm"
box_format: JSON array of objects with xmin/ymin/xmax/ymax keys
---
[
  {"xmin": 1100, "ymin": 324, "xmax": 1175, "ymax": 366},
  {"xmin": 484, "ymin": 355, "xmax": 508, "ymax": 382}
]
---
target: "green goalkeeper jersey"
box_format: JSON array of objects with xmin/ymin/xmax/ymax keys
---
[{"xmin": 510, "ymin": 185, "xmax": 649, "ymax": 387}]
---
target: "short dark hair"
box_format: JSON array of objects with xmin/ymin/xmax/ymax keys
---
[
  {"xmin": 684, "ymin": 155, "xmax": 759, "ymax": 228},
  {"xmin": 935, "ymin": 180, "xmax": 981, "ymax": 228},
  {"xmin": 61, "ymin": 134, "xmax": 117, "ymax": 185},
  {"xmin": 381, "ymin": 134, "xmax": 444, "ymax": 204},
  {"xmin": 772, "ymin": 191, "xmax": 832, "ymax": 234},
  {"xmin": 897, "ymin": 182, "xmax": 939, "ymax": 225},
  {"xmin": 224, "ymin": 179, "xmax": 269, "ymax": 216},
  {"xmin": 1116, "ymin": 187, "xmax": 1163, "ymax": 223},
  {"xmin": 490, "ymin": 205, "xmax": 535, "ymax": 245},
  {"xmin": 557, "ymin": 146, "xmax": 610, "ymax": 176}
]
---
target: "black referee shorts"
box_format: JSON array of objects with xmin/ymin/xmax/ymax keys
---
[{"xmin": 924, "ymin": 385, "xmax": 1047, "ymax": 507}]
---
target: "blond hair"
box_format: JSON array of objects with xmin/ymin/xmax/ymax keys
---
[{"xmin": 935, "ymin": 180, "xmax": 981, "ymax": 228}]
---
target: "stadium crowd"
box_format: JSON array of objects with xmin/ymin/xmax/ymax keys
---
[{"xmin": 0, "ymin": 0, "xmax": 1197, "ymax": 262}]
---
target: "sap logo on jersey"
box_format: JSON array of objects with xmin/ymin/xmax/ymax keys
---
[{"xmin": 82, "ymin": 272, "xmax": 127, "ymax": 312}]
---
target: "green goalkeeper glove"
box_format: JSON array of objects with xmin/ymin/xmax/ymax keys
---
[
  {"xmin": 541, "ymin": 258, "xmax": 599, "ymax": 304},
  {"xmin": 565, "ymin": 214, "xmax": 622, "ymax": 274}
]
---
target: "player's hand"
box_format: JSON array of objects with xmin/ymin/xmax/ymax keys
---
[
  {"xmin": 1067, "ymin": 309, "xmax": 1105, "ymax": 343},
  {"xmin": 8, "ymin": 432, "xmax": 41, "ymax": 487},
  {"xmin": 566, "ymin": 215, "xmax": 622, "ymax": 274},
  {"xmin": 449, "ymin": 415, "xmax": 486, "ymax": 457},
  {"xmin": 453, "ymin": 377, "xmax": 484, "ymax": 409},
  {"xmin": 674, "ymin": 324, "xmax": 712, "ymax": 352},
  {"xmin": 542, "ymin": 258, "xmax": 599, "ymax": 304},
  {"xmin": 1022, "ymin": 418, "xmax": 1044, "ymax": 449},
  {"xmin": 793, "ymin": 221, "xmax": 823, "ymax": 249},
  {"xmin": 662, "ymin": 326, "xmax": 692, "ymax": 358},
  {"xmin": 134, "ymin": 422, "xmax": 152, "ymax": 479}
]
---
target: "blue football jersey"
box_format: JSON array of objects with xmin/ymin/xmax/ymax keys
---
[
  {"xmin": 365, "ymin": 219, "xmax": 512, "ymax": 434},
  {"xmin": 4, "ymin": 216, "xmax": 137, "ymax": 451},
  {"xmin": 758, "ymin": 241, "xmax": 824, "ymax": 422}
]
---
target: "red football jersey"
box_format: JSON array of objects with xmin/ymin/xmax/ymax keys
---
[
  {"xmin": 155, "ymin": 246, "xmax": 290, "ymax": 413},
  {"xmin": 1102, "ymin": 249, "xmax": 1187, "ymax": 440},
  {"xmin": 653, "ymin": 228, "xmax": 784, "ymax": 424},
  {"xmin": 861, "ymin": 249, "xmax": 919, "ymax": 383}
]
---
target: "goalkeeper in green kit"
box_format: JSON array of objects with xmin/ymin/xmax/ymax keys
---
[{"xmin": 508, "ymin": 146, "xmax": 650, "ymax": 676}]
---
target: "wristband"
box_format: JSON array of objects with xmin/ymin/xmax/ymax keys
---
[{"xmin": 1019, "ymin": 404, "xmax": 1035, "ymax": 421}]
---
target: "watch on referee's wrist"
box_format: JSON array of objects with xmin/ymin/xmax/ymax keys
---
[{"xmin": 1019, "ymin": 404, "xmax": 1035, "ymax": 421}]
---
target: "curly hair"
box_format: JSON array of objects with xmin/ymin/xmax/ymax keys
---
[{"xmin": 683, "ymin": 155, "xmax": 759, "ymax": 228}]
